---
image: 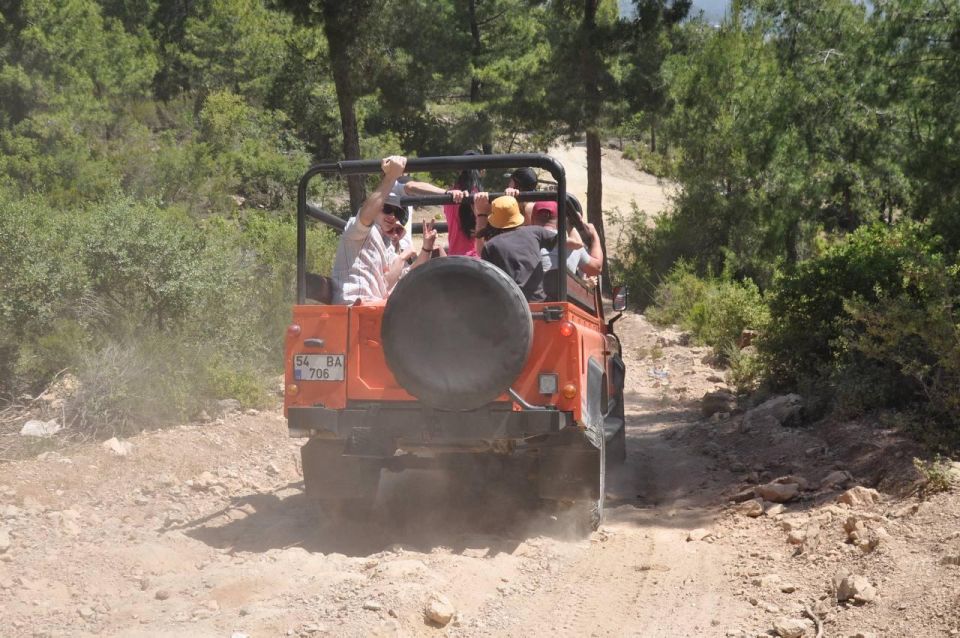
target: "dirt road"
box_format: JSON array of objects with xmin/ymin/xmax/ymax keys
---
[
  {"xmin": 2, "ymin": 313, "xmax": 960, "ymax": 637},
  {"xmin": 0, "ymin": 314, "xmax": 753, "ymax": 638}
]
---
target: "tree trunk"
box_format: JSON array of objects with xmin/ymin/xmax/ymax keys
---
[
  {"xmin": 322, "ymin": 3, "xmax": 366, "ymax": 211},
  {"xmin": 650, "ymin": 121, "xmax": 656, "ymax": 153},
  {"xmin": 586, "ymin": 130, "xmax": 611, "ymax": 292},
  {"xmin": 580, "ymin": 0, "xmax": 610, "ymax": 293}
]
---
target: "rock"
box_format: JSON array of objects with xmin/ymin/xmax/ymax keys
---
[
  {"xmin": 362, "ymin": 599, "xmax": 383, "ymax": 611},
  {"xmin": 834, "ymin": 573, "xmax": 876, "ymax": 604},
  {"xmin": 19, "ymin": 419, "xmax": 61, "ymax": 438},
  {"xmin": 772, "ymin": 617, "xmax": 807, "ymax": 638},
  {"xmin": 765, "ymin": 503, "xmax": 786, "ymax": 517},
  {"xmin": 736, "ymin": 499, "xmax": 764, "ymax": 517},
  {"xmin": 853, "ymin": 633, "xmax": 878, "ymax": 638},
  {"xmin": 0, "ymin": 528, "xmax": 9, "ymax": 553},
  {"xmin": 687, "ymin": 528, "xmax": 711, "ymax": 542},
  {"xmin": 820, "ymin": 470, "xmax": 852, "ymax": 490},
  {"xmin": 155, "ymin": 589, "xmax": 171, "ymax": 601},
  {"xmin": 756, "ymin": 482, "xmax": 800, "ymax": 503},
  {"xmin": 837, "ymin": 486, "xmax": 881, "ymax": 508},
  {"xmin": 780, "ymin": 583, "xmax": 797, "ymax": 593},
  {"xmin": 786, "ymin": 530, "xmax": 807, "ymax": 545},
  {"xmin": 102, "ymin": 437, "xmax": 133, "ymax": 456},
  {"xmin": 738, "ymin": 329, "xmax": 759, "ymax": 348},
  {"xmin": 77, "ymin": 606, "xmax": 96, "ymax": 620},
  {"xmin": 265, "ymin": 462, "xmax": 281, "ymax": 477},
  {"xmin": 743, "ymin": 394, "xmax": 803, "ymax": 430},
  {"xmin": 731, "ymin": 487, "xmax": 757, "ymax": 503},
  {"xmin": 706, "ymin": 374, "xmax": 724, "ymax": 383},
  {"xmin": 940, "ymin": 554, "xmax": 960, "ymax": 566},
  {"xmin": 424, "ymin": 593, "xmax": 456, "ymax": 627},
  {"xmin": 752, "ymin": 574, "xmax": 782, "ymax": 588},
  {"xmin": 889, "ymin": 502, "xmax": 919, "ymax": 518},
  {"xmin": 702, "ymin": 390, "xmax": 737, "ymax": 417},
  {"xmin": 216, "ymin": 398, "xmax": 241, "ymax": 415},
  {"xmin": 197, "ymin": 410, "xmax": 212, "ymax": 422}
]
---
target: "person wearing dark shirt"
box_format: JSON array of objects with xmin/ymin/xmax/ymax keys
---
[{"xmin": 479, "ymin": 196, "xmax": 559, "ymax": 302}]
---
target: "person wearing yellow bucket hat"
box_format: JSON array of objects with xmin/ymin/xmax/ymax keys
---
[{"xmin": 479, "ymin": 196, "xmax": 559, "ymax": 302}]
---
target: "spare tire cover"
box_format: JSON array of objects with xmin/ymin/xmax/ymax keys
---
[{"xmin": 382, "ymin": 257, "xmax": 533, "ymax": 411}]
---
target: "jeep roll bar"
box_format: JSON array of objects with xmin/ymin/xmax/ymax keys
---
[{"xmin": 296, "ymin": 153, "xmax": 570, "ymax": 305}]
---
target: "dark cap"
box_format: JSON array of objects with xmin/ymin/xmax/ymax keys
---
[{"xmin": 509, "ymin": 167, "xmax": 537, "ymax": 192}]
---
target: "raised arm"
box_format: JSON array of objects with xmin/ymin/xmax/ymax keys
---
[
  {"xmin": 357, "ymin": 156, "xmax": 407, "ymax": 227},
  {"xmin": 580, "ymin": 222, "xmax": 604, "ymax": 277},
  {"xmin": 402, "ymin": 179, "xmax": 466, "ymax": 202}
]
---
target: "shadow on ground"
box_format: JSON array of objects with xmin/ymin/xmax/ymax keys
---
[{"xmin": 182, "ymin": 392, "xmax": 746, "ymax": 557}]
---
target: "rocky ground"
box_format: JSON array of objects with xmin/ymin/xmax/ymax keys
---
[{"xmin": 1, "ymin": 312, "xmax": 959, "ymax": 637}]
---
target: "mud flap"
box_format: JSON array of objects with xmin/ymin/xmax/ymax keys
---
[
  {"xmin": 537, "ymin": 435, "xmax": 602, "ymax": 501},
  {"xmin": 301, "ymin": 438, "xmax": 381, "ymax": 501}
]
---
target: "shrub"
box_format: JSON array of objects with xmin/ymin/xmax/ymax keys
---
[
  {"xmin": 761, "ymin": 221, "xmax": 960, "ymax": 433},
  {"xmin": 645, "ymin": 261, "xmax": 709, "ymax": 326},
  {"xmin": 645, "ymin": 263, "xmax": 768, "ymax": 350},
  {"xmin": 913, "ymin": 455, "xmax": 955, "ymax": 496},
  {"xmin": 0, "ymin": 194, "xmax": 337, "ymax": 433},
  {"xmin": 761, "ymin": 222, "xmax": 949, "ymax": 388},
  {"xmin": 687, "ymin": 278, "xmax": 769, "ymax": 348}
]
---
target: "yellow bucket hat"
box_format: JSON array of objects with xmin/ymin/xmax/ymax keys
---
[{"xmin": 487, "ymin": 196, "xmax": 524, "ymax": 229}]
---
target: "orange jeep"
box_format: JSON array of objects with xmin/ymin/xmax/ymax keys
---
[{"xmin": 285, "ymin": 154, "xmax": 626, "ymax": 530}]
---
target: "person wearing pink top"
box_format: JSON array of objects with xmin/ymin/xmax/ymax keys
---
[{"xmin": 442, "ymin": 151, "xmax": 485, "ymax": 257}]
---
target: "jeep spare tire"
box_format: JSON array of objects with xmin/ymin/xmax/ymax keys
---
[{"xmin": 382, "ymin": 257, "xmax": 533, "ymax": 411}]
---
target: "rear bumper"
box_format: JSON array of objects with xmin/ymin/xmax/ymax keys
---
[{"xmin": 288, "ymin": 402, "xmax": 570, "ymax": 452}]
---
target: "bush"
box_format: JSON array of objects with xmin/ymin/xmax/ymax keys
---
[
  {"xmin": 646, "ymin": 263, "xmax": 768, "ymax": 350},
  {"xmin": 761, "ymin": 221, "xmax": 960, "ymax": 433},
  {"xmin": 0, "ymin": 194, "xmax": 337, "ymax": 434},
  {"xmin": 761, "ymin": 222, "xmax": 949, "ymax": 388},
  {"xmin": 687, "ymin": 278, "xmax": 768, "ymax": 348}
]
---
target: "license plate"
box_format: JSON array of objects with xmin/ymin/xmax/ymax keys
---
[{"xmin": 293, "ymin": 354, "xmax": 345, "ymax": 381}]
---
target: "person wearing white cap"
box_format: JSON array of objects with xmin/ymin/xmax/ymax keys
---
[{"xmin": 332, "ymin": 156, "xmax": 441, "ymax": 304}]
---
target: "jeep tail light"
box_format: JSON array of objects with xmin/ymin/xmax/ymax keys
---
[
  {"xmin": 287, "ymin": 323, "xmax": 301, "ymax": 337},
  {"xmin": 286, "ymin": 383, "xmax": 299, "ymax": 396},
  {"xmin": 562, "ymin": 383, "xmax": 577, "ymax": 399},
  {"xmin": 559, "ymin": 321, "xmax": 574, "ymax": 337},
  {"xmin": 538, "ymin": 373, "xmax": 559, "ymax": 395}
]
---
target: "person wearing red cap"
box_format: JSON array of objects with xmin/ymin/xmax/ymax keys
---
[{"xmin": 531, "ymin": 200, "xmax": 603, "ymax": 298}]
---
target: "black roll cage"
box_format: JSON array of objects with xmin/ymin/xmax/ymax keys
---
[{"xmin": 296, "ymin": 153, "xmax": 577, "ymax": 305}]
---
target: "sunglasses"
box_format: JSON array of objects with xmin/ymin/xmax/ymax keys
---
[{"xmin": 383, "ymin": 204, "xmax": 408, "ymax": 224}]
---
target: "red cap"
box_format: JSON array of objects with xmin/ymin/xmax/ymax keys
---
[{"xmin": 532, "ymin": 200, "xmax": 558, "ymax": 218}]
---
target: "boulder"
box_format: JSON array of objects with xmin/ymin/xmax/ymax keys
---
[
  {"xmin": 19, "ymin": 419, "xmax": 61, "ymax": 438},
  {"xmin": 765, "ymin": 503, "xmax": 786, "ymax": 517},
  {"xmin": 687, "ymin": 528, "xmax": 711, "ymax": 542},
  {"xmin": 702, "ymin": 390, "xmax": 737, "ymax": 417},
  {"xmin": 742, "ymin": 394, "xmax": 804, "ymax": 430},
  {"xmin": 738, "ymin": 329, "xmax": 759, "ymax": 349},
  {"xmin": 772, "ymin": 618, "xmax": 807, "ymax": 638},
  {"xmin": 424, "ymin": 593, "xmax": 456, "ymax": 627},
  {"xmin": 837, "ymin": 486, "xmax": 881, "ymax": 508},
  {"xmin": 102, "ymin": 437, "xmax": 133, "ymax": 456},
  {"xmin": 735, "ymin": 499, "xmax": 764, "ymax": 518},
  {"xmin": 756, "ymin": 482, "xmax": 800, "ymax": 503},
  {"xmin": 834, "ymin": 572, "xmax": 876, "ymax": 604},
  {"xmin": 820, "ymin": 470, "xmax": 852, "ymax": 490}
]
